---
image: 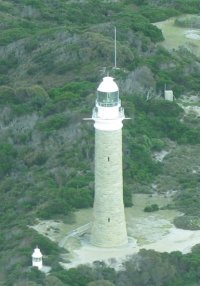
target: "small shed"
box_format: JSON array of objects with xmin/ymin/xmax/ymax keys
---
[{"xmin": 164, "ymin": 90, "xmax": 174, "ymax": 101}]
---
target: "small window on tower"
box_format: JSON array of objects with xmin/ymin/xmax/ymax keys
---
[
  {"xmin": 108, "ymin": 218, "xmax": 110, "ymax": 222},
  {"xmin": 108, "ymin": 157, "xmax": 110, "ymax": 162}
]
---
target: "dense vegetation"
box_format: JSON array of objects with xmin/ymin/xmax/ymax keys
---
[{"xmin": 0, "ymin": 0, "xmax": 200, "ymax": 284}]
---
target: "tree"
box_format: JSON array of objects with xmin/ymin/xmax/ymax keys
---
[{"xmin": 44, "ymin": 276, "xmax": 65, "ymax": 286}]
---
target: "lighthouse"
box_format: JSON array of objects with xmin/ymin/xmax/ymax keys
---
[{"xmin": 91, "ymin": 76, "xmax": 128, "ymax": 247}]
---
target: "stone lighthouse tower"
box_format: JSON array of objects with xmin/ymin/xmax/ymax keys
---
[{"xmin": 91, "ymin": 76, "xmax": 128, "ymax": 247}]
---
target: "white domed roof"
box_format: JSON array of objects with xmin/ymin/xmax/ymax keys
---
[
  {"xmin": 97, "ymin": 76, "xmax": 119, "ymax": 93},
  {"xmin": 32, "ymin": 246, "xmax": 43, "ymax": 258}
]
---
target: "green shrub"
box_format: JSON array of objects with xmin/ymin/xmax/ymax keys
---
[
  {"xmin": 24, "ymin": 38, "xmax": 40, "ymax": 52},
  {"xmin": 192, "ymin": 244, "xmax": 200, "ymax": 254},
  {"xmin": 0, "ymin": 143, "xmax": 17, "ymax": 178},
  {"xmin": 139, "ymin": 6, "xmax": 179, "ymax": 22},
  {"xmin": 144, "ymin": 204, "xmax": 159, "ymax": 212},
  {"xmin": 59, "ymin": 187, "xmax": 94, "ymax": 209},
  {"xmin": 151, "ymin": 138, "xmax": 165, "ymax": 151},
  {"xmin": 174, "ymin": 187, "xmax": 200, "ymax": 217},
  {"xmin": 24, "ymin": 151, "xmax": 47, "ymax": 167},
  {"xmin": 118, "ymin": 11, "xmax": 164, "ymax": 43},
  {"xmin": 0, "ymin": 28, "xmax": 29, "ymax": 45},
  {"xmin": 0, "ymin": 86, "xmax": 16, "ymax": 104},
  {"xmin": 29, "ymin": 229, "xmax": 60, "ymax": 255},
  {"xmin": 0, "ymin": 54, "xmax": 18, "ymax": 75},
  {"xmin": 12, "ymin": 103, "xmax": 34, "ymax": 115},
  {"xmin": 87, "ymin": 280, "xmax": 115, "ymax": 286},
  {"xmin": 174, "ymin": 215, "xmax": 200, "ymax": 230},
  {"xmin": 48, "ymin": 81, "xmax": 95, "ymax": 109},
  {"xmin": 50, "ymin": 81, "xmax": 95, "ymax": 99},
  {"xmin": 39, "ymin": 184, "xmax": 93, "ymax": 219},
  {"xmin": 38, "ymin": 113, "xmax": 70, "ymax": 132},
  {"xmin": 0, "ymin": 75, "xmax": 9, "ymax": 85},
  {"xmin": 124, "ymin": 135, "xmax": 161, "ymax": 183},
  {"xmin": 20, "ymin": 0, "xmax": 45, "ymax": 9},
  {"xmin": 38, "ymin": 198, "xmax": 72, "ymax": 219},
  {"xmin": 14, "ymin": 131, "xmax": 32, "ymax": 144},
  {"xmin": 0, "ymin": 1, "xmax": 12, "ymax": 12},
  {"xmin": 174, "ymin": 0, "xmax": 200, "ymax": 14},
  {"xmin": 41, "ymin": 100, "xmax": 69, "ymax": 116},
  {"xmin": 15, "ymin": 87, "xmax": 32, "ymax": 103},
  {"xmin": 15, "ymin": 85, "xmax": 48, "ymax": 103}
]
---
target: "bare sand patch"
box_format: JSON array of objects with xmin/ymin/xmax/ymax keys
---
[
  {"xmin": 143, "ymin": 227, "xmax": 200, "ymax": 254},
  {"xmin": 184, "ymin": 29, "xmax": 200, "ymax": 40}
]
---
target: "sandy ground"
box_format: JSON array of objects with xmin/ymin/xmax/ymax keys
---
[
  {"xmin": 144, "ymin": 227, "xmax": 200, "ymax": 254},
  {"xmin": 59, "ymin": 226, "xmax": 200, "ymax": 269},
  {"xmin": 31, "ymin": 194, "xmax": 200, "ymax": 269},
  {"xmin": 184, "ymin": 29, "xmax": 200, "ymax": 40}
]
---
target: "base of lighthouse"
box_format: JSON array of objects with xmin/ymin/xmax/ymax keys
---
[{"xmin": 91, "ymin": 129, "xmax": 128, "ymax": 247}]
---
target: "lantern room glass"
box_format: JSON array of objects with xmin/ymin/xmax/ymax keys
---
[{"xmin": 97, "ymin": 91, "xmax": 119, "ymax": 107}]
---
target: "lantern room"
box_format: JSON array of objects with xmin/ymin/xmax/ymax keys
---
[{"xmin": 97, "ymin": 76, "xmax": 119, "ymax": 107}]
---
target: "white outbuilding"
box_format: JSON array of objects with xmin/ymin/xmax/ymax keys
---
[
  {"xmin": 164, "ymin": 90, "xmax": 174, "ymax": 101},
  {"xmin": 32, "ymin": 246, "xmax": 43, "ymax": 270}
]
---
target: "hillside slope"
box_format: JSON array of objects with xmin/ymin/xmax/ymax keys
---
[{"xmin": 0, "ymin": 0, "xmax": 200, "ymax": 285}]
